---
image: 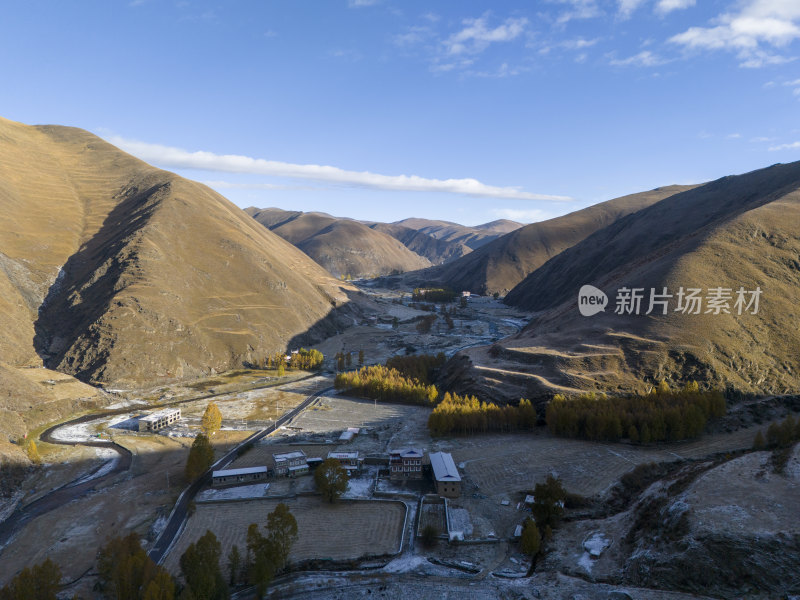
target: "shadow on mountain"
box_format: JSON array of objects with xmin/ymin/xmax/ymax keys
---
[
  {"xmin": 33, "ymin": 178, "xmax": 170, "ymax": 381},
  {"xmin": 284, "ymin": 287, "xmax": 369, "ymax": 351}
]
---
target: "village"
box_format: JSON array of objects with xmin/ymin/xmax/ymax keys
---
[{"xmin": 2, "ymin": 286, "xmax": 790, "ymax": 600}]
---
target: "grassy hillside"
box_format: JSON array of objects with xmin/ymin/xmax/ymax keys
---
[
  {"xmin": 0, "ymin": 117, "xmax": 356, "ymax": 391},
  {"xmin": 454, "ymin": 162, "xmax": 800, "ymax": 399},
  {"xmin": 247, "ymin": 207, "xmax": 432, "ymax": 278},
  {"xmin": 421, "ymin": 185, "xmax": 696, "ymax": 295}
]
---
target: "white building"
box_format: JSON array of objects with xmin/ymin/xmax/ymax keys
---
[
  {"xmin": 212, "ymin": 466, "xmax": 268, "ymax": 487},
  {"xmin": 138, "ymin": 407, "xmax": 181, "ymax": 432},
  {"xmin": 273, "ymin": 450, "xmax": 308, "ymax": 477}
]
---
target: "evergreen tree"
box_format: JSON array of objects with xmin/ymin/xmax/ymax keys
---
[
  {"xmin": 201, "ymin": 402, "xmax": 222, "ymax": 437},
  {"xmin": 314, "ymin": 458, "xmax": 348, "ymax": 503},
  {"xmin": 358, "ymin": 350, "xmax": 364, "ymax": 366},
  {"xmin": 531, "ymin": 475, "xmax": 567, "ymax": 530},
  {"xmin": 185, "ymin": 434, "xmax": 214, "ymax": 482}
]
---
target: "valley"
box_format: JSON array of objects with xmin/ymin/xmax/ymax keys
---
[{"xmin": 2, "ymin": 283, "xmax": 798, "ymax": 599}]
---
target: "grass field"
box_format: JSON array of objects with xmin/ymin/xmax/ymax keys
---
[{"xmin": 163, "ymin": 497, "xmax": 406, "ymax": 575}]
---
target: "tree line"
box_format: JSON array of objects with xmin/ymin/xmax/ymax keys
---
[
  {"xmin": 265, "ymin": 348, "xmax": 324, "ymax": 371},
  {"xmin": 411, "ymin": 287, "xmax": 456, "ymax": 302},
  {"xmin": 545, "ymin": 381, "xmax": 726, "ymax": 443},
  {"xmin": 384, "ymin": 353, "xmax": 446, "ymax": 384},
  {"xmin": 427, "ymin": 393, "xmax": 537, "ymax": 436},
  {"xmin": 334, "ymin": 364, "xmax": 439, "ymax": 405}
]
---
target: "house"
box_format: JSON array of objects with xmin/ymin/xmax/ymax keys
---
[
  {"xmin": 389, "ymin": 447, "xmax": 424, "ymax": 480},
  {"xmin": 429, "ymin": 451, "xmax": 461, "ymax": 498},
  {"xmin": 461, "ymin": 291, "xmax": 471, "ymax": 298},
  {"xmin": 327, "ymin": 451, "xmax": 361, "ymax": 474},
  {"xmin": 338, "ymin": 427, "xmax": 360, "ymax": 443},
  {"xmin": 212, "ymin": 466, "xmax": 268, "ymax": 487},
  {"xmin": 138, "ymin": 408, "xmax": 181, "ymax": 432},
  {"xmin": 273, "ymin": 450, "xmax": 308, "ymax": 477}
]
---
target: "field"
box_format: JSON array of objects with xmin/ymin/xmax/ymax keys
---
[{"xmin": 163, "ymin": 497, "xmax": 406, "ymax": 574}]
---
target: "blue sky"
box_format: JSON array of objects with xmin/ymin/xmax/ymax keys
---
[{"xmin": 2, "ymin": 0, "xmax": 799, "ymax": 225}]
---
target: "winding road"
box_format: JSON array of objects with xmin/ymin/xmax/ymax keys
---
[
  {"xmin": 0, "ymin": 378, "xmax": 331, "ymax": 564},
  {"xmin": 148, "ymin": 385, "xmax": 332, "ymax": 564}
]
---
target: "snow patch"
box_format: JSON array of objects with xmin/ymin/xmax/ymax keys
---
[
  {"xmin": 196, "ymin": 483, "xmax": 270, "ymax": 502},
  {"xmin": 583, "ymin": 532, "xmax": 610, "ymax": 558},
  {"xmin": 383, "ymin": 555, "xmax": 427, "ymax": 573},
  {"xmin": 343, "ymin": 477, "xmax": 373, "ymax": 499}
]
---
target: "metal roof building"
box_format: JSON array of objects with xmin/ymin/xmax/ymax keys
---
[{"xmin": 429, "ymin": 451, "xmax": 461, "ymax": 498}]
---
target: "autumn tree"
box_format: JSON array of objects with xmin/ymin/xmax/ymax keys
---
[
  {"xmin": 753, "ymin": 429, "xmax": 766, "ymax": 450},
  {"xmin": 314, "ymin": 458, "xmax": 348, "ymax": 503},
  {"xmin": 358, "ymin": 349, "xmax": 365, "ymax": 366},
  {"xmin": 97, "ymin": 533, "xmax": 175, "ymax": 600},
  {"xmin": 142, "ymin": 570, "xmax": 175, "ymax": 600},
  {"xmin": 185, "ymin": 434, "xmax": 214, "ymax": 482},
  {"xmin": 0, "ymin": 558, "xmax": 61, "ymax": 600},
  {"xmin": 245, "ymin": 504, "xmax": 298, "ymax": 598},
  {"xmin": 201, "ymin": 402, "xmax": 222, "ymax": 436},
  {"xmin": 227, "ymin": 545, "xmax": 242, "ymax": 586},
  {"xmin": 519, "ymin": 518, "xmax": 541, "ymax": 557},
  {"xmin": 246, "ymin": 524, "xmax": 274, "ymax": 598},
  {"xmin": 179, "ymin": 530, "xmax": 228, "ymax": 600},
  {"xmin": 24, "ymin": 438, "xmax": 41, "ymax": 464}
]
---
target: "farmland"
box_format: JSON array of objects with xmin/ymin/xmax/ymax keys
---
[{"xmin": 163, "ymin": 497, "xmax": 407, "ymax": 575}]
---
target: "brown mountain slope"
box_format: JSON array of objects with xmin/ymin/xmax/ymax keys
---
[
  {"xmin": 368, "ymin": 222, "xmax": 471, "ymax": 265},
  {"xmin": 0, "ymin": 117, "xmax": 355, "ymax": 390},
  {"xmin": 404, "ymin": 185, "xmax": 696, "ymax": 295},
  {"xmin": 393, "ymin": 217, "xmax": 522, "ymax": 250},
  {"xmin": 247, "ymin": 207, "xmax": 432, "ymax": 278},
  {"xmin": 449, "ymin": 162, "xmax": 800, "ymax": 401}
]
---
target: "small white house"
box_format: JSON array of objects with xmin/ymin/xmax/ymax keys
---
[{"xmin": 212, "ymin": 466, "xmax": 268, "ymax": 487}]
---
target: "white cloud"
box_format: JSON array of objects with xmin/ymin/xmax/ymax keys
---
[
  {"xmin": 347, "ymin": 0, "xmax": 380, "ymax": 7},
  {"xmin": 610, "ymin": 50, "xmax": 667, "ymax": 66},
  {"xmin": 769, "ymin": 141, "xmax": 800, "ymax": 150},
  {"xmin": 200, "ymin": 181, "xmax": 319, "ymax": 191},
  {"xmin": 492, "ymin": 208, "xmax": 555, "ymax": 222},
  {"xmin": 655, "ymin": 0, "xmax": 695, "ymax": 15},
  {"xmin": 561, "ymin": 37, "xmax": 600, "ymax": 49},
  {"xmin": 110, "ymin": 137, "xmax": 571, "ymax": 202},
  {"xmin": 727, "ymin": 132, "xmax": 742, "ymax": 138},
  {"xmin": 444, "ymin": 15, "xmax": 528, "ymax": 55},
  {"xmin": 669, "ymin": 0, "xmax": 800, "ymax": 67},
  {"xmin": 618, "ymin": 0, "xmax": 647, "ymax": 20},
  {"xmin": 750, "ymin": 136, "xmax": 775, "ymax": 142},
  {"xmin": 551, "ymin": 0, "xmax": 602, "ymax": 25}
]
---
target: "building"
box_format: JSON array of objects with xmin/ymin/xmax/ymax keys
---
[
  {"xmin": 389, "ymin": 447, "xmax": 424, "ymax": 480},
  {"xmin": 138, "ymin": 408, "xmax": 181, "ymax": 432},
  {"xmin": 327, "ymin": 451, "xmax": 361, "ymax": 474},
  {"xmin": 273, "ymin": 450, "xmax": 308, "ymax": 477},
  {"xmin": 429, "ymin": 451, "xmax": 461, "ymax": 498},
  {"xmin": 338, "ymin": 427, "xmax": 360, "ymax": 443},
  {"xmin": 212, "ymin": 466, "xmax": 268, "ymax": 487}
]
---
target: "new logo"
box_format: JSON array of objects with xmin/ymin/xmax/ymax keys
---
[{"xmin": 578, "ymin": 285, "xmax": 608, "ymax": 317}]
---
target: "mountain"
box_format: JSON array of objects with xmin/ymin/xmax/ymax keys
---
[
  {"xmin": 368, "ymin": 222, "xmax": 471, "ymax": 265},
  {"xmin": 446, "ymin": 162, "xmax": 800, "ymax": 400},
  {"xmin": 246, "ymin": 208, "xmax": 432, "ymax": 278},
  {"xmin": 393, "ymin": 217, "xmax": 523, "ymax": 250},
  {"xmin": 0, "ymin": 117, "xmax": 356, "ymax": 396},
  {"xmin": 422, "ymin": 185, "xmax": 696, "ymax": 295}
]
